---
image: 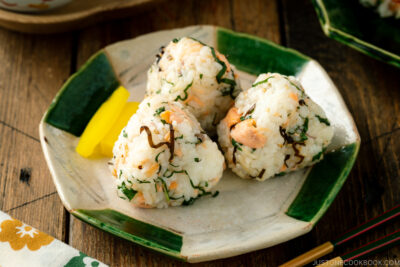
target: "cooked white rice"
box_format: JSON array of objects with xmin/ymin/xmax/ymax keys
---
[
  {"xmin": 217, "ymin": 73, "xmax": 334, "ymax": 181},
  {"xmin": 111, "ymin": 95, "xmax": 225, "ymax": 208},
  {"xmin": 146, "ymin": 37, "xmax": 241, "ymax": 134},
  {"xmin": 360, "ymin": 0, "xmax": 400, "ymax": 18}
]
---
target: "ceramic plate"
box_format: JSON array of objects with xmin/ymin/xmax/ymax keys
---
[
  {"xmin": 39, "ymin": 25, "xmax": 360, "ymax": 263},
  {"xmin": 312, "ymin": 0, "xmax": 400, "ymax": 68},
  {"xmin": 0, "ymin": 0, "xmax": 160, "ymax": 34}
]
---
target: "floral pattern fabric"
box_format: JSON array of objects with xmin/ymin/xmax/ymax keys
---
[
  {"xmin": 0, "ymin": 218, "xmax": 54, "ymax": 251},
  {"xmin": 0, "ymin": 211, "xmax": 108, "ymax": 267}
]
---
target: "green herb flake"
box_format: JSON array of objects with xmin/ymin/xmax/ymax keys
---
[
  {"xmin": 210, "ymin": 47, "xmax": 226, "ymax": 84},
  {"xmin": 284, "ymin": 77, "xmax": 305, "ymax": 97},
  {"xmin": 188, "ymin": 37, "xmax": 237, "ymax": 99},
  {"xmin": 284, "ymin": 77, "xmax": 301, "ymax": 91},
  {"xmin": 231, "ymin": 138, "xmax": 243, "ymax": 151},
  {"xmin": 312, "ymin": 148, "xmax": 327, "ymax": 161},
  {"xmin": 154, "ymin": 106, "xmax": 166, "ymax": 116},
  {"xmin": 182, "ymin": 198, "xmax": 196, "ymax": 206},
  {"xmin": 163, "ymin": 79, "xmax": 174, "ymax": 86},
  {"xmin": 299, "ymin": 117, "xmax": 309, "ymax": 141},
  {"xmin": 219, "ymin": 78, "xmax": 237, "ymax": 99},
  {"xmin": 240, "ymin": 115, "xmax": 252, "ymax": 121},
  {"xmin": 122, "ymin": 129, "xmax": 128, "ymax": 138},
  {"xmin": 137, "ymin": 179, "xmax": 151, "ymax": 184},
  {"xmin": 156, "ymin": 178, "xmax": 170, "ymax": 202},
  {"xmin": 316, "ymin": 115, "xmax": 331, "ymax": 126},
  {"xmin": 147, "ymin": 102, "xmax": 150, "ymax": 107},
  {"xmin": 220, "ymin": 87, "xmax": 231, "ymax": 96},
  {"xmin": 160, "ymin": 119, "xmax": 167, "ymax": 125},
  {"xmin": 169, "ymin": 162, "xmax": 179, "ymax": 167},
  {"xmin": 169, "ymin": 195, "xmax": 184, "ymax": 200},
  {"xmin": 155, "ymin": 150, "xmax": 165, "ymax": 163},
  {"xmin": 156, "ymin": 89, "xmax": 161, "ymax": 94},
  {"xmin": 174, "ymin": 81, "xmax": 193, "ymax": 101},
  {"xmin": 154, "ymin": 180, "xmax": 158, "ymax": 192},
  {"xmin": 172, "ymin": 38, "xmax": 179, "ymax": 43},
  {"xmin": 118, "ymin": 182, "xmax": 137, "ymax": 201},
  {"xmin": 155, "ymin": 144, "xmax": 211, "ymax": 205},
  {"xmin": 252, "ymin": 76, "xmax": 275, "ymax": 87},
  {"xmin": 200, "ymin": 74, "xmax": 203, "ymax": 79},
  {"xmin": 163, "ymin": 169, "xmax": 187, "ymax": 179},
  {"xmin": 119, "ymin": 170, "xmax": 123, "ymax": 178},
  {"xmin": 194, "ymin": 158, "xmax": 201, "ymax": 162},
  {"xmin": 157, "ymin": 164, "xmax": 162, "ymax": 174},
  {"xmin": 185, "ymin": 137, "xmax": 202, "ymax": 145},
  {"xmin": 174, "ymin": 135, "xmax": 184, "ymax": 140}
]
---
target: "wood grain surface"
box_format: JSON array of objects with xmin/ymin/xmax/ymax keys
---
[
  {"xmin": 0, "ymin": 0, "xmax": 162, "ymax": 34},
  {"xmin": 0, "ymin": 0, "xmax": 399, "ymax": 266}
]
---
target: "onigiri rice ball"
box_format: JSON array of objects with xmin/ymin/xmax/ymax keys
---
[
  {"xmin": 111, "ymin": 95, "xmax": 225, "ymax": 208},
  {"xmin": 146, "ymin": 37, "xmax": 241, "ymax": 134},
  {"xmin": 360, "ymin": 0, "xmax": 400, "ymax": 18},
  {"xmin": 217, "ymin": 73, "xmax": 334, "ymax": 181}
]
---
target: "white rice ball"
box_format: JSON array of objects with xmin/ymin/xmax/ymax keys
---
[
  {"xmin": 146, "ymin": 37, "xmax": 241, "ymax": 134},
  {"xmin": 217, "ymin": 73, "xmax": 334, "ymax": 181},
  {"xmin": 111, "ymin": 95, "xmax": 225, "ymax": 208},
  {"xmin": 360, "ymin": 0, "xmax": 400, "ymax": 18}
]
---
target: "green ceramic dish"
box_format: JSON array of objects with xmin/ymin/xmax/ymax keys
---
[
  {"xmin": 40, "ymin": 25, "xmax": 360, "ymax": 262},
  {"xmin": 311, "ymin": 0, "xmax": 400, "ymax": 68}
]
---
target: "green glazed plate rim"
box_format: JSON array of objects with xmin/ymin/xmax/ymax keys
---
[
  {"xmin": 311, "ymin": 0, "xmax": 400, "ymax": 68},
  {"xmin": 72, "ymin": 209, "xmax": 184, "ymax": 260}
]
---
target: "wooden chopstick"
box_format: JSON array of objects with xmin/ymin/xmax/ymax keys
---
[
  {"xmin": 332, "ymin": 205, "xmax": 400, "ymax": 246},
  {"xmin": 317, "ymin": 229, "xmax": 400, "ymax": 266},
  {"xmin": 279, "ymin": 205, "xmax": 400, "ymax": 267}
]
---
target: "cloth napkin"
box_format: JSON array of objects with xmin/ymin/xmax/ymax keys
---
[{"xmin": 0, "ymin": 210, "xmax": 108, "ymax": 267}]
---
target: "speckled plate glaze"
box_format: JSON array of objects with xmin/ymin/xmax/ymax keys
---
[
  {"xmin": 312, "ymin": 0, "xmax": 400, "ymax": 68},
  {"xmin": 39, "ymin": 25, "xmax": 360, "ymax": 262}
]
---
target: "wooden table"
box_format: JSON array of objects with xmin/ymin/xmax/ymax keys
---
[{"xmin": 0, "ymin": 0, "xmax": 399, "ymax": 266}]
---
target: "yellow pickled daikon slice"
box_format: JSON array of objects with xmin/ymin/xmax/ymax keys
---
[
  {"xmin": 100, "ymin": 101, "xmax": 139, "ymax": 157},
  {"xmin": 76, "ymin": 86, "xmax": 130, "ymax": 158}
]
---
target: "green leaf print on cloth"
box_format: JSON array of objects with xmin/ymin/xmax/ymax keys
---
[{"xmin": 64, "ymin": 252, "xmax": 101, "ymax": 267}]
